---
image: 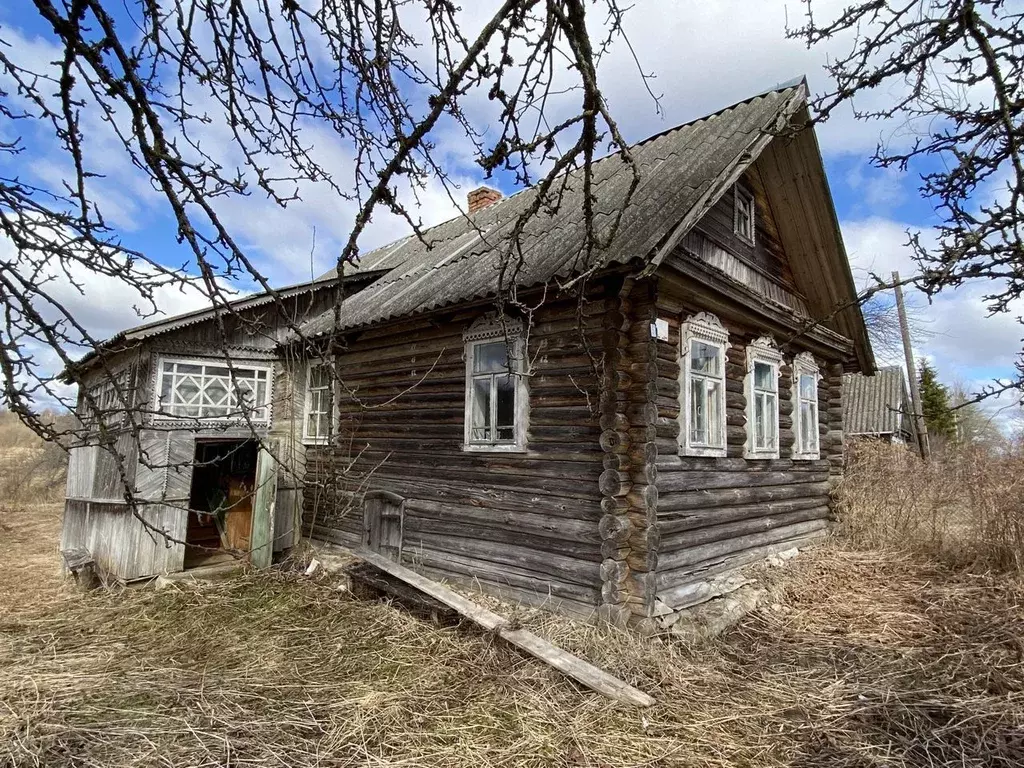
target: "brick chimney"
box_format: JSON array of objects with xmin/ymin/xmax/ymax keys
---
[{"xmin": 467, "ymin": 186, "xmax": 502, "ymax": 213}]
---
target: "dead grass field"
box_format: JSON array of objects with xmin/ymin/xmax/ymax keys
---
[{"xmin": 2, "ymin": 505, "xmax": 1024, "ymax": 767}]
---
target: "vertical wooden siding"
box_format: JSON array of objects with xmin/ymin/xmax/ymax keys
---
[{"xmin": 303, "ymin": 289, "xmax": 617, "ymax": 617}]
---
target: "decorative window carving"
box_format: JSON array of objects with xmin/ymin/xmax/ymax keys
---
[
  {"xmin": 303, "ymin": 360, "xmax": 334, "ymax": 443},
  {"xmin": 679, "ymin": 312, "xmax": 729, "ymax": 457},
  {"xmin": 744, "ymin": 336, "xmax": 783, "ymax": 459},
  {"xmin": 463, "ymin": 314, "xmax": 527, "ymax": 452},
  {"xmin": 154, "ymin": 358, "xmax": 273, "ymax": 423},
  {"xmin": 792, "ymin": 352, "xmax": 821, "ymax": 460},
  {"xmin": 734, "ymin": 184, "xmax": 755, "ymax": 245}
]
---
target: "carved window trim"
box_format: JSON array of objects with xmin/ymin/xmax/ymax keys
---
[
  {"xmin": 462, "ymin": 314, "xmax": 528, "ymax": 453},
  {"xmin": 303, "ymin": 358, "xmax": 334, "ymax": 444},
  {"xmin": 792, "ymin": 352, "xmax": 822, "ymax": 460},
  {"xmin": 744, "ymin": 336, "xmax": 783, "ymax": 460},
  {"xmin": 679, "ymin": 312, "xmax": 729, "ymax": 457},
  {"xmin": 734, "ymin": 184, "xmax": 756, "ymax": 245}
]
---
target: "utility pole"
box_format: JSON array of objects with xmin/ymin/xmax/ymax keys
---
[{"xmin": 893, "ymin": 270, "xmax": 929, "ymax": 459}]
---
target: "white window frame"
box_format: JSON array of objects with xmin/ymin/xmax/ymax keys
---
[
  {"xmin": 152, "ymin": 356, "xmax": 274, "ymax": 424},
  {"xmin": 463, "ymin": 315, "xmax": 528, "ymax": 453},
  {"xmin": 679, "ymin": 312, "xmax": 729, "ymax": 457},
  {"xmin": 792, "ymin": 352, "xmax": 821, "ymax": 460},
  {"xmin": 303, "ymin": 359, "xmax": 334, "ymax": 444},
  {"xmin": 744, "ymin": 336, "xmax": 782, "ymax": 459},
  {"xmin": 734, "ymin": 184, "xmax": 756, "ymax": 245}
]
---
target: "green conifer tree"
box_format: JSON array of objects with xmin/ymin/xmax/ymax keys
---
[{"xmin": 918, "ymin": 360, "xmax": 956, "ymax": 442}]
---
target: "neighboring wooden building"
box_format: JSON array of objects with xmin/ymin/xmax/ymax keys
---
[
  {"xmin": 842, "ymin": 366, "xmax": 919, "ymax": 447},
  {"xmin": 63, "ymin": 79, "xmax": 874, "ymax": 629}
]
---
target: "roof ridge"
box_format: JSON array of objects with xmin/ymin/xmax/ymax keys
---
[{"xmin": 344, "ymin": 77, "xmax": 808, "ymax": 272}]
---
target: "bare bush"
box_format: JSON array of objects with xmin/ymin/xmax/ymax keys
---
[
  {"xmin": 0, "ymin": 409, "xmax": 72, "ymax": 503},
  {"xmin": 836, "ymin": 440, "xmax": 1024, "ymax": 571}
]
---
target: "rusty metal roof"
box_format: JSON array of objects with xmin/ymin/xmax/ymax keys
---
[
  {"xmin": 300, "ymin": 84, "xmax": 807, "ymax": 337},
  {"xmin": 842, "ymin": 366, "xmax": 910, "ymax": 436}
]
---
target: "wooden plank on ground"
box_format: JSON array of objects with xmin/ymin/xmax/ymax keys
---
[{"xmin": 350, "ymin": 547, "xmax": 655, "ymax": 708}]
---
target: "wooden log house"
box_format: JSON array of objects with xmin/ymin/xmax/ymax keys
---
[{"xmin": 62, "ymin": 79, "xmax": 874, "ymax": 628}]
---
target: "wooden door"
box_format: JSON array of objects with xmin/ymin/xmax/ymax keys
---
[
  {"xmin": 249, "ymin": 442, "xmax": 278, "ymax": 569},
  {"xmin": 363, "ymin": 491, "xmax": 404, "ymax": 562},
  {"xmin": 223, "ymin": 477, "xmax": 254, "ymax": 552}
]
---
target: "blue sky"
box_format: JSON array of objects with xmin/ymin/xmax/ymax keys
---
[{"xmin": 2, "ymin": 0, "xmax": 1020, "ymax": 421}]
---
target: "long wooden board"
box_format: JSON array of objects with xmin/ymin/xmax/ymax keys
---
[{"xmin": 350, "ymin": 547, "xmax": 655, "ymax": 708}]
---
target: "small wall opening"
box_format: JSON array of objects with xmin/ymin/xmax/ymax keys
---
[{"xmin": 185, "ymin": 439, "xmax": 259, "ymax": 569}]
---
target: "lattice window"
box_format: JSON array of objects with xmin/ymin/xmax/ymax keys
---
[
  {"xmin": 744, "ymin": 337, "xmax": 782, "ymax": 459},
  {"xmin": 792, "ymin": 352, "xmax": 821, "ymax": 460},
  {"xmin": 155, "ymin": 359, "xmax": 273, "ymax": 423}
]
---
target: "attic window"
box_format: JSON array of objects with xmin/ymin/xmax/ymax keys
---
[{"xmin": 734, "ymin": 184, "xmax": 755, "ymax": 245}]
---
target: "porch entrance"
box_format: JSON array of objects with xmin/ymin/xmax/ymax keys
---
[{"xmin": 185, "ymin": 439, "xmax": 258, "ymax": 568}]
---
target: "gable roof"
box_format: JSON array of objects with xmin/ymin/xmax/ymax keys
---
[
  {"xmin": 842, "ymin": 366, "xmax": 910, "ymax": 435},
  {"xmin": 300, "ymin": 81, "xmax": 873, "ymax": 370},
  {"xmin": 85, "ymin": 78, "xmax": 873, "ymax": 372}
]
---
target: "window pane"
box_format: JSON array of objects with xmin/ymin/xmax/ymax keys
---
[
  {"xmin": 690, "ymin": 378, "xmax": 707, "ymax": 444},
  {"xmin": 691, "ymin": 341, "xmax": 720, "ymax": 376},
  {"xmin": 471, "ymin": 376, "xmax": 491, "ymax": 441},
  {"xmin": 473, "ymin": 342, "xmax": 507, "ymax": 374},
  {"xmin": 495, "ymin": 374, "xmax": 515, "ymax": 442},
  {"xmin": 206, "ymin": 366, "xmax": 231, "ymax": 377},
  {"xmin": 705, "ymin": 379, "xmax": 722, "ymax": 446},
  {"xmin": 754, "ymin": 361, "xmax": 775, "ymax": 391},
  {"xmin": 800, "ymin": 373, "xmax": 816, "ymax": 400},
  {"xmin": 800, "ymin": 401, "xmax": 813, "ymax": 448},
  {"xmin": 310, "ymin": 364, "xmax": 331, "ymax": 389},
  {"xmin": 766, "ymin": 393, "xmax": 777, "ymax": 445},
  {"xmin": 754, "ymin": 392, "xmax": 766, "ymax": 447},
  {"xmin": 317, "ymin": 413, "xmax": 329, "ymax": 438}
]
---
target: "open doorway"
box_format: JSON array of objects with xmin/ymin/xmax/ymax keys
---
[{"xmin": 185, "ymin": 439, "xmax": 259, "ymax": 569}]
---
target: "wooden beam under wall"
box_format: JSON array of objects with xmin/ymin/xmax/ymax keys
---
[{"xmin": 350, "ymin": 548, "xmax": 655, "ymax": 708}]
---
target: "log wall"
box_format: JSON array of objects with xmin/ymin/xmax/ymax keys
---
[
  {"xmin": 303, "ymin": 285, "xmax": 619, "ymax": 618},
  {"xmin": 651, "ymin": 269, "xmax": 846, "ymax": 614}
]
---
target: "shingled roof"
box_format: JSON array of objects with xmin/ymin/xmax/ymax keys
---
[
  {"xmin": 300, "ymin": 82, "xmax": 810, "ymax": 337},
  {"xmin": 842, "ymin": 366, "xmax": 910, "ymax": 436}
]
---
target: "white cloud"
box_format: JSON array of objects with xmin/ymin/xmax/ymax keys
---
[{"xmin": 842, "ymin": 216, "xmax": 1023, "ymax": 386}]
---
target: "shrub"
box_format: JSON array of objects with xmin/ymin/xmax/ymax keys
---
[{"xmin": 836, "ymin": 439, "xmax": 1024, "ymax": 571}]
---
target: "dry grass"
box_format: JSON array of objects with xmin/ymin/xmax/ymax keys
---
[
  {"xmin": 836, "ymin": 440, "xmax": 1024, "ymax": 570},
  {"xmin": 3, "ymin": 505, "xmax": 1024, "ymax": 767},
  {"xmin": 0, "ymin": 413, "xmax": 68, "ymax": 504}
]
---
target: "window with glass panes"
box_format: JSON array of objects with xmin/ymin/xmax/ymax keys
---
[
  {"xmin": 734, "ymin": 184, "xmax": 755, "ymax": 244},
  {"xmin": 156, "ymin": 359, "xmax": 272, "ymax": 422},
  {"xmin": 466, "ymin": 339, "xmax": 520, "ymax": 447},
  {"xmin": 304, "ymin": 362, "xmax": 333, "ymax": 442},
  {"xmin": 744, "ymin": 338, "xmax": 782, "ymax": 458},
  {"xmin": 792, "ymin": 353, "xmax": 820, "ymax": 459},
  {"xmin": 679, "ymin": 313, "xmax": 729, "ymax": 456}
]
